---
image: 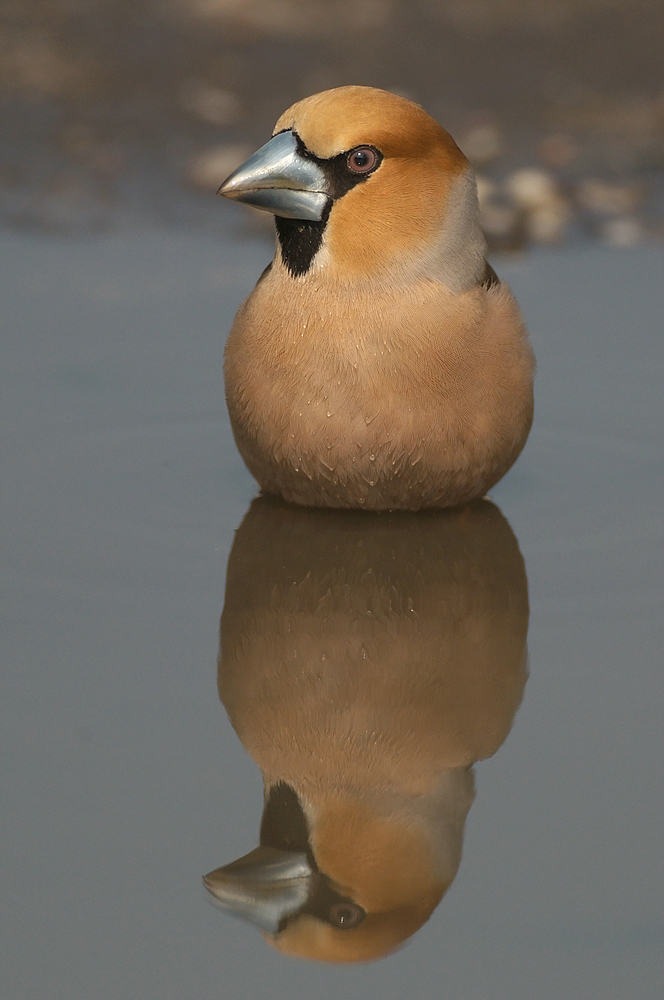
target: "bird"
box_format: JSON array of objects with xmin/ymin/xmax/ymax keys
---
[
  {"xmin": 218, "ymin": 86, "xmax": 534, "ymax": 511},
  {"xmin": 203, "ymin": 496, "xmax": 529, "ymax": 962}
]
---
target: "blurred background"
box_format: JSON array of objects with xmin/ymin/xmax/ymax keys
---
[{"xmin": 2, "ymin": 0, "xmax": 664, "ymax": 249}]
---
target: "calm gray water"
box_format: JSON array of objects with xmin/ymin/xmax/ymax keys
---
[{"xmin": 2, "ymin": 225, "xmax": 662, "ymax": 998}]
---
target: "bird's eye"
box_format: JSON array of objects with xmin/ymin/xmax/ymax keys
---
[
  {"xmin": 329, "ymin": 902, "xmax": 365, "ymax": 929},
  {"xmin": 347, "ymin": 146, "xmax": 378, "ymax": 174}
]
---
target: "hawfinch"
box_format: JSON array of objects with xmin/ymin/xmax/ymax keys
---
[
  {"xmin": 219, "ymin": 86, "xmax": 534, "ymax": 510},
  {"xmin": 203, "ymin": 497, "xmax": 529, "ymax": 962}
]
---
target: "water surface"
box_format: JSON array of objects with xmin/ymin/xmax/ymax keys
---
[{"xmin": 2, "ymin": 226, "xmax": 662, "ymax": 997}]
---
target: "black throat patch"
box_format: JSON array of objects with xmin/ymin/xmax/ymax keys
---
[
  {"xmin": 260, "ymin": 781, "xmax": 311, "ymax": 855},
  {"xmin": 275, "ymin": 132, "xmax": 381, "ymax": 278},
  {"xmin": 259, "ymin": 781, "xmax": 365, "ymax": 934},
  {"xmin": 275, "ymin": 212, "xmax": 330, "ymax": 278}
]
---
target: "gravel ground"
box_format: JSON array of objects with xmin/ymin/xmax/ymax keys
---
[{"xmin": 2, "ymin": 0, "xmax": 663, "ymax": 246}]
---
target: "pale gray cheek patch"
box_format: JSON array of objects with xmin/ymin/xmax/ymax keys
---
[{"xmin": 424, "ymin": 167, "xmax": 487, "ymax": 293}]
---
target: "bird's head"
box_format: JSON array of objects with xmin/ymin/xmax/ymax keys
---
[
  {"xmin": 218, "ymin": 86, "xmax": 485, "ymax": 289},
  {"xmin": 203, "ymin": 780, "xmax": 461, "ymax": 964}
]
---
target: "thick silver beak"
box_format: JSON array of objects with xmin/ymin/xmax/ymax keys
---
[
  {"xmin": 203, "ymin": 845, "xmax": 312, "ymax": 934},
  {"xmin": 217, "ymin": 130, "xmax": 329, "ymax": 221}
]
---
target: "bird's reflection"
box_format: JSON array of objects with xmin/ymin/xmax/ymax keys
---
[{"xmin": 205, "ymin": 495, "xmax": 528, "ymax": 962}]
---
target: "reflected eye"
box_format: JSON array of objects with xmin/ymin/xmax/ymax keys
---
[
  {"xmin": 347, "ymin": 146, "xmax": 379, "ymax": 174},
  {"xmin": 329, "ymin": 902, "xmax": 365, "ymax": 929}
]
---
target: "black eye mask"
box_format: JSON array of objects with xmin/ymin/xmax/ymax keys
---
[{"xmin": 275, "ymin": 131, "xmax": 383, "ymax": 278}]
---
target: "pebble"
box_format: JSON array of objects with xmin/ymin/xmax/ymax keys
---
[
  {"xmin": 601, "ymin": 217, "xmax": 644, "ymax": 247},
  {"xmin": 506, "ymin": 168, "xmax": 560, "ymax": 211},
  {"xmin": 576, "ymin": 179, "xmax": 643, "ymax": 216},
  {"xmin": 504, "ymin": 168, "xmax": 571, "ymax": 245},
  {"xmin": 525, "ymin": 200, "xmax": 571, "ymax": 245}
]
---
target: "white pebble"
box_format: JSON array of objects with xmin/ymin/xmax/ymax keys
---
[
  {"xmin": 601, "ymin": 217, "xmax": 643, "ymax": 248},
  {"xmin": 506, "ymin": 168, "xmax": 559, "ymax": 210}
]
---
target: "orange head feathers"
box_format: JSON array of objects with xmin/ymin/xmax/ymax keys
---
[{"xmin": 220, "ymin": 85, "xmax": 485, "ymax": 286}]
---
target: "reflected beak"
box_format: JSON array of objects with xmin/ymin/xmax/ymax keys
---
[
  {"xmin": 217, "ymin": 130, "xmax": 330, "ymax": 221},
  {"xmin": 203, "ymin": 845, "xmax": 313, "ymax": 934}
]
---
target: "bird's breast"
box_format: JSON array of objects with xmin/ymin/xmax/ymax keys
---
[{"xmin": 224, "ymin": 268, "xmax": 533, "ymax": 509}]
